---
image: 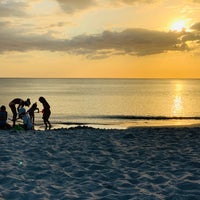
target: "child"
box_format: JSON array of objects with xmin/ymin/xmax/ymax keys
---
[
  {"xmin": 27, "ymin": 102, "xmax": 39, "ymax": 124},
  {"xmin": 39, "ymin": 96, "xmax": 51, "ymax": 130},
  {"xmin": 18, "ymin": 107, "xmax": 33, "ymax": 130}
]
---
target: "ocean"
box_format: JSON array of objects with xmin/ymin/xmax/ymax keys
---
[{"xmin": 1, "ymin": 78, "xmax": 200, "ymax": 129}]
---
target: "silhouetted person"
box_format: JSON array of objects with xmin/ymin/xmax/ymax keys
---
[
  {"xmin": 0, "ymin": 105, "xmax": 11, "ymax": 129},
  {"xmin": 9, "ymin": 98, "xmax": 31, "ymax": 127},
  {"xmin": 27, "ymin": 102, "xmax": 39, "ymax": 124},
  {"xmin": 18, "ymin": 107, "xmax": 33, "ymax": 130},
  {"xmin": 39, "ymin": 96, "xmax": 51, "ymax": 130}
]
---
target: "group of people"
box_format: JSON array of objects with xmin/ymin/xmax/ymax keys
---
[{"xmin": 0, "ymin": 96, "xmax": 51, "ymax": 130}]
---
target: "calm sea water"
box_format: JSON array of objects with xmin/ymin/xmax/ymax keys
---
[{"xmin": 1, "ymin": 78, "xmax": 200, "ymax": 129}]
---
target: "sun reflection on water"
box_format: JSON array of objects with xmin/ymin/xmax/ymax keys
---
[
  {"xmin": 172, "ymin": 83, "xmax": 183, "ymax": 116},
  {"xmin": 173, "ymin": 95, "xmax": 183, "ymax": 115}
]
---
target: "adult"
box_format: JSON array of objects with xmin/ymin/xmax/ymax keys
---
[
  {"xmin": 39, "ymin": 96, "xmax": 51, "ymax": 130},
  {"xmin": 9, "ymin": 98, "xmax": 31, "ymax": 127}
]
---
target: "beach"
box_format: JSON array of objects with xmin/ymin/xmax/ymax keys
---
[{"xmin": 0, "ymin": 126, "xmax": 200, "ymax": 199}]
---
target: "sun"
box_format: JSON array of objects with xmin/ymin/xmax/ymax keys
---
[{"xmin": 170, "ymin": 20, "xmax": 187, "ymax": 32}]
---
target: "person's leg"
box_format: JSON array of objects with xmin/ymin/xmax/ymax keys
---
[
  {"xmin": 44, "ymin": 110, "xmax": 51, "ymax": 130},
  {"xmin": 42, "ymin": 114, "xmax": 48, "ymax": 130},
  {"xmin": 47, "ymin": 120, "xmax": 51, "ymax": 129},
  {"xmin": 9, "ymin": 105, "xmax": 17, "ymax": 127},
  {"xmin": 29, "ymin": 112, "xmax": 34, "ymax": 124},
  {"xmin": 32, "ymin": 113, "xmax": 35, "ymax": 124}
]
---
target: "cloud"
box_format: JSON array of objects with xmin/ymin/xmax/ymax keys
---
[
  {"xmin": 66, "ymin": 29, "xmax": 189, "ymax": 58},
  {"xmin": 0, "ymin": 0, "xmax": 198, "ymax": 18},
  {"xmin": 0, "ymin": 0, "xmax": 199, "ymax": 59},
  {"xmin": 111, "ymin": 0, "xmax": 158, "ymax": 4},
  {"xmin": 56, "ymin": 0, "xmax": 97, "ymax": 13},
  {"xmin": 181, "ymin": 23, "xmax": 200, "ymax": 46},
  {"xmin": 0, "ymin": 22, "xmax": 195, "ymax": 58},
  {"xmin": 191, "ymin": 22, "xmax": 200, "ymax": 31},
  {"xmin": 55, "ymin": 0, "xmax": 161, "ymax": 14},
  {"xmin": 0, "ymin": 0, "xmax": 28, "ymax": 17},
  {"xmin": 0, "ymin": 0, "xmax": 193, "ymax": 19}
]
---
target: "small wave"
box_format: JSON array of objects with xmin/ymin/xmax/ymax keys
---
[{"xmin": 92, "ymin": 115, "xmax": 200, "ymax": 120}]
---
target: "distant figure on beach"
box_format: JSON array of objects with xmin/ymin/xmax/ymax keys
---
[
  {"xmin": 39, "ymin": 96, "xmax": 51, "ymax": 130},
  {"xmin": 9, "ymin": 98, "xmax": 31, "ymax": 127},
  {"xmin": 18, "ymin": 107, "xmax": 33, "ymax": 130},
  {"xmin": 0, "ymin": 105, "xmax": 11, "ymax": 129},
  {"xmin": 27, "ymin": 102, "xmax": 39, "ymax": 124}
]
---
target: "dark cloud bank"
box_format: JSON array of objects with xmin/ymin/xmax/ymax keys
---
[{"xmin": 0, "ymin": 25, "xmax": 200, "ymax": 58}]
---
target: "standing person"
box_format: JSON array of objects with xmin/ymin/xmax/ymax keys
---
[
  {"xmin": 27, "ymin": 102, "xmax": 39, "ymax": 124},
  {"xmin": 9, "ymin": 98, "xmax": 31, "ymax": 127},
  {"xmin": 39, "ymin": 96, "xmax": 51, "ymax": 130}
]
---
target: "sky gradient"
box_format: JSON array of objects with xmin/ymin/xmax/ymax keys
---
[{"xmin": 0, "ymin": 0, "xmax": 200, "ymax": 78}]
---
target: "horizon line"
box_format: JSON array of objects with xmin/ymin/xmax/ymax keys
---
[{"xmin": 0, "ymin": 77, "xmax": 200, "ymax": 79}]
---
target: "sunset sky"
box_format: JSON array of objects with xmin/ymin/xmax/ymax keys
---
[{"xmin": 0, "ymin": 0, "xmax": 200, "ymax": 78}]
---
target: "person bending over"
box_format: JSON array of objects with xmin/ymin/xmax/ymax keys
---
[{"xmin": 9, "ymin": 98, "xmax": 31, "ymax": 127}]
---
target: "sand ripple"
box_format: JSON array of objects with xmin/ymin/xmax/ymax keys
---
[{"xmin": 0, "ymin": 127, "xmax": 200, "ymax": 199}]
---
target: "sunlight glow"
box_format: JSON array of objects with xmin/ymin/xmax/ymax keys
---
[{"xmin": 170, "ymin": 20, "xmax": 187, "ymax": 32}]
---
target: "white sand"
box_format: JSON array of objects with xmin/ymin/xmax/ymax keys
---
[{"xmin": 0, "ymin": 126, "xmax": 200, "ymax": 199}]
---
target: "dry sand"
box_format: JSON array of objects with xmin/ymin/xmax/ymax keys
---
[{"xmin": 0, "ymin": 126, "xmax": 200, "ymax": 199}]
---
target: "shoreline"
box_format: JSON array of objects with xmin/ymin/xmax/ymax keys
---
[
  {"xmin": 37, "ymin": 120, "xmax": 200, "ymax": 131},
  {"xmin": 3, "ymin": 118, "xmax": 200, "ymax": 131}
]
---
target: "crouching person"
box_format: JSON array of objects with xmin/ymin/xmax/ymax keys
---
[
  {"xmin": 0, "ymin": 105, "xmax": 11, "ymax": 129},
  {"xmin": 18, "ymin": 108, "xmax": 33, "ymax": 130}
]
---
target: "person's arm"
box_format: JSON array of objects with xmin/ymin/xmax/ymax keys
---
[
  {"xmin": 17, "ymin": 100, "xmax": 24, "ymax": 111},
  {"xmin": 17, "ymin": 104, "xmax": 21, "ymax": 112}
]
